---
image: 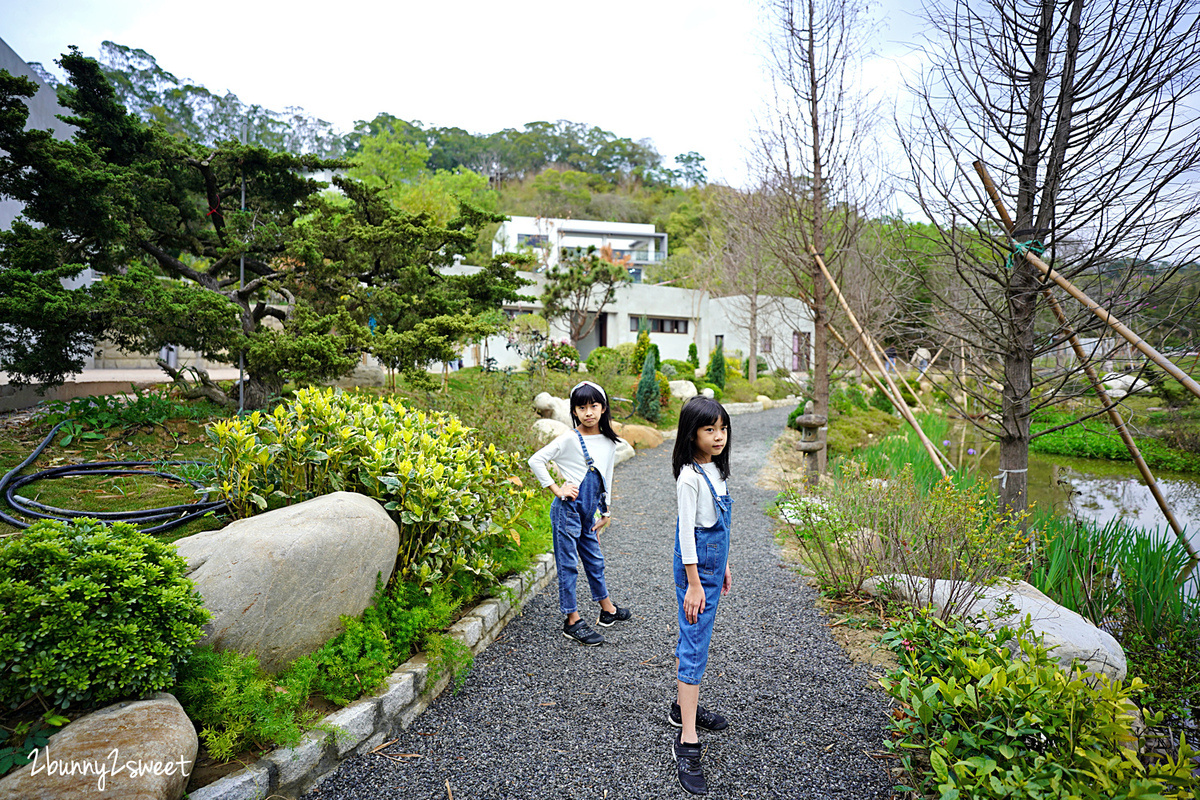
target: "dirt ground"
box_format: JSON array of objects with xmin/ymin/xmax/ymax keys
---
[{"xmin": 760, "ymin": 429, "xmax": 899, "ymax": 673}]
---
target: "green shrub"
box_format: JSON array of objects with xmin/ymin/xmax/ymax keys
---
[
  {"xmin": 687, "ymin": 343, "xmax": 699, "ymax": 369},
  {"xmin": 657, "ymin": 371, "xmax": 671, "ymax": 407},
  {"xmin": 742, "ymin": 355, "xmax": 768, "ymax": 379},
  {"xmin": 869, "ymin": 386, "xmax": 894, "ymax": 414},
  {"xmin": 585, "ymin": 346, "xmax": 621, "ymax": 374},
  {"xmin": 880, "ymin": 610, "xmax": 1198, "ymax": 799},
  {"xmin": 662, "ymin": 358, "xmax": 694, "ymax": 377},
  {"xmin": 724, "ymin": 356, "xmax": 743, "ymax": 378},
  {"xmin": 176, "ymin": 646, "xmax": 319, "ymax": 762},
  {"xmin": 207, "ymin": 387, "xmax": 531, "ymax": 589},
  {"xmin": 635, "ymin": 352, "xmax": 661, "ymax": 422},
  {"xmin": 632, "ymin": 324, "xmax": 651, "ymax": 376},
  {"xmin": 705, "ymin": 341, "xmax": 726, "ymax": 389},
  {"xmin": 0, "ymin": 518, "xmax": 208, "ymax": 708},
  {"xmin": 648, "ymin": 343, "xmax": 661, "ymax": 373},
  {"xmin": 613, "ymin": 341, "xmax": 637, "ymax": 373},
  {"xmin": 773, "ymin": 366, "xmax": 791, "ymax": 379}
]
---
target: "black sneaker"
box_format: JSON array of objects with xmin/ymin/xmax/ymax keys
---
[
  {"xmin": 673, "ymin": 734, "xmax": 707, "ymax": 795},
  {"xmin": 597, "ymin": 605, "xmax": 632, "ymax": 627},
  {"xmin": 669, "ymin": 701, "xmax": 729, "ymax": 732},
  {"xmin": 563, "ymin": 619, "xmax": 604, "ymax": 646}
]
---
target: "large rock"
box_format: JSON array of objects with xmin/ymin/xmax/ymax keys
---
[
  {"xmin": 533, "ymin": 392, "xmax": 572, "ymax": 426},
  {"xmin": 617, "ymin": 424, "xmax": 664, "ymax": 448},
  {"xmin": 175, "ymin": 492, "xmax": 399, "ymax": 673},
  {"xmin": 862, "ymin": 575, "xmax": 1126, "ymax": 680},
  {"xmin": 532, "ymin": 417, "xmax": 571, "ymax": 444},
  {"xmin": 0, "ymin": 693, "xmax": 196, "ymax": 800},
  {"xmin": 614, "ymin": 438, "xmax": 636, "ymax": 464},
  {"xmin": 669, "ymin": 380, "xmax": 698, "ymax": 400}
]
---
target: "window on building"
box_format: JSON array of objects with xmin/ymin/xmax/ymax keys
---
[
  {"xmin": 517, "ymin": 234, "xmax": 549, "ymax": 248},
  {"xmin": 715, "ymin": 334, "xmax": 724, "ymax": 349},
  {"xmin": 761, "ymin": 336, "xmax": 773, "ymax": 353},
  {"xmin": 629, "ymin": 317, "xmax": 689, "ymax": 334}
]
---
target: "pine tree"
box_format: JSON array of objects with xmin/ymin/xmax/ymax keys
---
[
  {"xmin": 635, "ymin": 350, "xmax": 661, "ymax": 422},
  {"xmin": 705, "ymin": 340, "xmax": 726, "ymax": 389},
  {"xmin": 632, "ymin": 318, "xmax": 651, "ymax": 376},
  {"xmin": 687, "ymin": 342, "xmax": 700, "ymax": 370}
]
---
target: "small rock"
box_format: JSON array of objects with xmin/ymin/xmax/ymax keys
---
[
  {"xmin": 669, "ymin": 380, "xmax": 698, "ymax": 400},
  {"xmin": 0, "ymin": 693, "xmax": 197, "ymax": 800},
  {"xmin": 533, "ymin": 393, "xmax": 572, "ymax": 426},
  {"xmin": 619, "ymin": 424, "xmax": 664, "ymax": 448}
]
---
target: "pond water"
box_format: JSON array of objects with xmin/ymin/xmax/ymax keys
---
[{"xmin": 944, "ymin": 422, "xmax": 1200, "ymax": 555}]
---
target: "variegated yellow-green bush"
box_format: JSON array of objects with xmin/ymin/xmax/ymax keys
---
[{"xmin": 207, "ymin": 388, "xmax": 531, "ymax": 589}]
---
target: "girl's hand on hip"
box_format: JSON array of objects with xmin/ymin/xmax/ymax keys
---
[
  {"xmin": 722, "ymin": 565, "xmax": 732, "ymax": 596},
  {"xmin": 684, "ymin": 583, "xmax": 705, "ymax": 624},
  {"xmin": 555, "ymin": 483, "xmax": 579, "ymax": 501},
  {"xmin": 592, "ymin": 515, "xmax": 611, "ymax": 533}
]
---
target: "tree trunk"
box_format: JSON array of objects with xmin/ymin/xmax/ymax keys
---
[
  {"xmin": 999, "ymin": 259, "xmax": 1038, "ymax": 514},
  {"xmin": 748, "ymin": 295, "xmax": 759, "ymax": 383}
]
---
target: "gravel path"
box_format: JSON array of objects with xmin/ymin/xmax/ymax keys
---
[{"xmin": 304, "ymin": 406, "xmax": 894, "ymax": 799}]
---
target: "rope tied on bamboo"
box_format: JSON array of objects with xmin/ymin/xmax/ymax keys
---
[
  {"xmin": 992, "ymin": 467, "xmax": 1028, "ymax": 489},
  {"xmin": 1005, "ymin": 239, "xmax": 1045, "ymax": 270}
]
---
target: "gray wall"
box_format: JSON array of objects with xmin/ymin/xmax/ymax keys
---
[{"xmin": 0, "ymin": 37, "xmax": 76, "ymax": 231}]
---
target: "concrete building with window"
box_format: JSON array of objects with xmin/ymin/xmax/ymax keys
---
[
  {"xmin": 450, "ymin": 263, "xmax": 814, "ymax": 376},
  {"xmin": 494, "ymin": 215, "xmax": 668, "ymax": 283},
  {"xmin": 482, "ymin": 216, "xmax": 814, "ymax": 374}
]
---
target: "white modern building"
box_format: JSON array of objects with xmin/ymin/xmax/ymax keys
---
[
  {"xmin": 450, "ymin": 264, "xmax": 814, "ymax": 375},
  {"xmin": 495, "ymin": 215, "xmax": 668, "ymax": 283}
]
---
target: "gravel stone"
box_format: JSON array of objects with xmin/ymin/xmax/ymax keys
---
[{"xmin": 303, "ymin": 406, "xmax": 893, "ymax": 798}]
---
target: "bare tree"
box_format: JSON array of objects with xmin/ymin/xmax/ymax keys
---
[
  {"xmin": 710, "ymin": 187, "xmax": 789, "ymax": 382},
  {"xmin": 756, "ymin": 0, "xmax": 887, "ymax": 469},
  {"xmin": 901, "ymin": 0, "xmax": 1200, "ymax": 513}
]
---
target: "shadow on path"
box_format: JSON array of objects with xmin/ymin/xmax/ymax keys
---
[{"xmin": 305, "ymin": 406, "xmax": 893, "ymax": 799}]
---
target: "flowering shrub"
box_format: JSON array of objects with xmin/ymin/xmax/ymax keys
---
[
  {"xmin": 781, "ymin": 465, "xmax": 1032, "ymax": 613},
  {"xmin": 542, "ymin": 339, "xmax": 580, "ymax": 373},
  {"xmin": 207, "ymin": 388, "xmax": 532, "ymax": 589}
]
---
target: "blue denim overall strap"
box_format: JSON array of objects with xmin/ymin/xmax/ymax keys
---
[
  {"xmin": 551, "ymin": 431, "xmax": 610, "ymax": 614},
  {"xmin": 574, "ymin": 429, "xmax": 607, "ymax": 513},
  {"xmin": 692, "ymin": 459, "xmax": 732, "ymax": 521},
  {"xmin": 673, "ymin": 462, "xmax": 733, "ymax": 684}
]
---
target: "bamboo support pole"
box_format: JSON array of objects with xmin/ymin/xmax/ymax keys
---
[
  {"xmin": 827, "ymin": 323, "xmax": 900, "ymax": 407},
  {"xmin": 973, "ymin": 160, "xmax": 1198, "ymax": 580},
  {"xmin": 973, "ymin": 161, "xmax": 1200, "ymax": 403},
  {"xmin": 868, "ymin": 332, "xmax": 929, "ymax": 413},
  {"xmin": 810, "ymin": 247, "xmax": 951, "ymax": 478}
]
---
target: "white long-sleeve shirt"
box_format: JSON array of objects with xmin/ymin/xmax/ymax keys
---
[
  {"xmin": 676, "ymin": 462, "xmax": 727, "ymax": 564},
  {"xmin": 527, "ymin": 431, "xmax": 616, "ymax": 516}
]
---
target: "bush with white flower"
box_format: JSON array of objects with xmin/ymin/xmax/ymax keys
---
[{"xmin": 543, "ymin": 339, "xmax": 580, "ymax": 373}]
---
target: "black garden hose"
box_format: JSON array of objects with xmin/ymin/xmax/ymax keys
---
[{"xmin": 0, "ymin": 421, "xmax": 227, "ymax": 534}]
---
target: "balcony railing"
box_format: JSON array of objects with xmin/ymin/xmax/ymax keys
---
[{"xmin": 611, "ymin": 249, "xmax": 666, "ymax": 263}]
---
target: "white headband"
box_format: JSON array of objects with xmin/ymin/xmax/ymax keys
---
[{"xmin": 571, "ymin": 380, "xmax": 607, "ymax": 400}]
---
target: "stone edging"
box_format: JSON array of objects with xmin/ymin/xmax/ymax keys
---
[
  {"xmin": 187, "ymin": 551, "xmax": 557, "ymax": 800},
  {"xmin": 723, "ymin": 398, "xmax": 799, "ymax": 416}
]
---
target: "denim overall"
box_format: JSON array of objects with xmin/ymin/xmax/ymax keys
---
[
  {"xmin": 550, "ymin": 431, "xmax": 610, "ymax": 615},
  {"xmin": 674, "ymin": 462, "xmax": 732, "ymax": 685}
]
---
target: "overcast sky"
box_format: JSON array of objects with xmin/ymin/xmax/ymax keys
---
[{"xmin": 1, "ymin": 0, "xmax": 924, "ymax": 190}]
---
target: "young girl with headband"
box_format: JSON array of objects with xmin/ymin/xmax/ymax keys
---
[{"xmin": 528, "ymin": 380, "xmax": 633, "ymax": 645}]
